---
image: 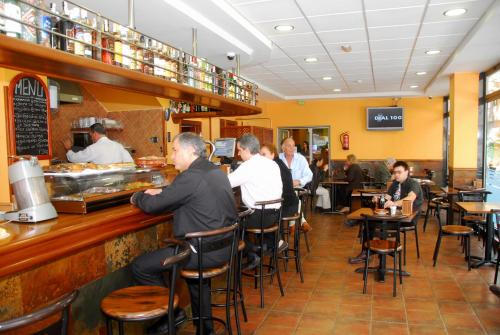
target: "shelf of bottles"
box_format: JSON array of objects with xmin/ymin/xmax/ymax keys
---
[{"xmin": 0, "ymin": 0, "xmax": 257, "ymax": 106}]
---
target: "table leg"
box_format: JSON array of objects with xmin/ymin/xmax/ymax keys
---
[
  {"xmin": 446, "ymin": 194, "xmax": 453, "ymax": 225},
  {"xmin": 322, "ymin": 184, "xmax": 342, "ymax": 215},
  {"xmin": 471, "ymin": 213, "xmax": 497, "ymax": 268}
]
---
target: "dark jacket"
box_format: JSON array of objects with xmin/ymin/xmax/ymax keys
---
[
  {"xmin": 309, "ymin": 160, "xmax": 328, "ymax": 194},
  {"xmin": 132, "ymin": 157, "xmax": 237, "ymax": 239},
  {"xmin": 275, "ymin": 157, "xmax": 299, "ymax": 217},
  {"xmin": 345, "ymin": 163, "xmax": 363, "ymax": 192},
  {"xmin": 387, "ymin": 177, "xmax": 423, "ymax": 211}
]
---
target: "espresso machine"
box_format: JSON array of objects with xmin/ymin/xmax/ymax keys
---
[{"xmin": 0, "ymin": 156, "xmax": 57, "ymax": 223}]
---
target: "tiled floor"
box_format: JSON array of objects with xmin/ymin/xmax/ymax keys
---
[{"xmin": 180, "ymin": 210, "xmax": 500, "ymax": 335}]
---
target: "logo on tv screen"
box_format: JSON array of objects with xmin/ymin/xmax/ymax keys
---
[{"xmin": 367, "ymin": 107, "xmax": 404, "ymax": 130}]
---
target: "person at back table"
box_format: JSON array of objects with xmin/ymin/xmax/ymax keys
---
[
  {"xmin": 228, "ymin": 134, "xmax": 283, "ymax": 270},
  {"xmin": 374, "ymin": 157, "xmax": 396, "ymax": 185},
  {"xmin": 310, "ymin": 149, "xmax": 331, "ymax": 211},
  {"xmin": 62, "ymin": 123, "xmax": 133, "ymax": 164},
  {"xmin": 337, "ymin": 154, "xmax": 363, "ymax": 213},
  {"xmin": 279, "ymin": 137, "xmax": 313, "ymax": 232}
]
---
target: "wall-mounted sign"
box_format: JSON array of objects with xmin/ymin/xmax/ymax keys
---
[
  {"xmin": 366, "ymin": 107, "xmax": 404, "ymax": 130},
  {"xmin": 8, "ymin": 73, "xmax": 52, "ymax": 159}
]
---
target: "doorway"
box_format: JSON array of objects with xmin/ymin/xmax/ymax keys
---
[
  {"xmin": 277, "ymin": 126, "xmax": 330, "ymax": 162},
  {"xmin": 485, "ymin": 99, "xmax": 500, "ymax": 201}
]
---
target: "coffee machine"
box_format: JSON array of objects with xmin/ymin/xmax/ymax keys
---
[{"xmin": 0, "ymin": 156, "xmax": 57, "ymax": 223}]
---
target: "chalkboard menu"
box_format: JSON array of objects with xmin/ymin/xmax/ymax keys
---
[
  {"xmin": 366, "ymin": 107, "xmax": 404, "ymax": 130},
  {"xmin": 8, "ymin": 74, "xmax": 52, "ymax": 158}
]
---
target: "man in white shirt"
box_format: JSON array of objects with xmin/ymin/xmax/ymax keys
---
[
  {"xmin": 63, "ymin": 123, "xmax": 133, "ymax": 164},
  {"xmin": 279, "ymin": 137, "xmax": 313, "ymax": 232},
  {"xmin": 228, "ymin": 134, "xmax": 282, "ymax": 269}
]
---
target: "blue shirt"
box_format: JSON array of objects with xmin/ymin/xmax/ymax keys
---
[{"xmin": 279, "ymin": 153, "xmax": 313, "ymax": 187}]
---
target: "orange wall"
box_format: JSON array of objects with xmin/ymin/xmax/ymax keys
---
[
  {"xmin": 257, "ymin": 97, "xmax": 444, "ymax": 160},
  {"xmin": 449, "ymin": 73, "xmax": 479, "ymax": 169}
]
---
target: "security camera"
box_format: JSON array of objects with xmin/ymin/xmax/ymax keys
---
[
  {"xmin": 226, "ymin": 52, "xmax": 236, "ymax": 61},
  {"xmin": 428, "ymin": 96, "xmax": 433, "ymax": 100}
]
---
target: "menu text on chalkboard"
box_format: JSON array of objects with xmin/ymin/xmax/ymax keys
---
[{"xmin": 8, "ymin": 74, "xmax": 52, "ymax": 158}]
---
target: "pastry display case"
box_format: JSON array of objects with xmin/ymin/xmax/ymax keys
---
[{"xmin": 44, "ymin": 163, "xmax": 168, "ymax": 214}]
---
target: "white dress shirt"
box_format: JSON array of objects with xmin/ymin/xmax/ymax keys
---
[
  {"xmin": 228, "ymin": 154, "xmax": 283, "ymax": 209},
  {"xmin": 66, "ymin": 136, "xmax": 134, "ymax": 164},
  {"xmin": 279, "ymin": 153, "xmax": 313, "ymax": 187}
]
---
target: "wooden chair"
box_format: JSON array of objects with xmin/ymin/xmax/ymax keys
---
[
  {"xmin": 432, "ymin": 200, "xmax": 473, "ymax": 270},
  {"xmin": 101, "ymin": 240, "xmax": 190, "ymax": 335},
  {"xmin": 242, "ymin": 198, "xmax": 285, "ymax": 308},
  {"xmin": 422, "ymin": 183, "xmax": 448, "ymax": 232},
  {"xmin": 361, "ymin": 214, "xmax": 404, "ymax": 297},
  {"xmin": 181, "ymin": 223, "xmax": 239, "ymax": 335},
  {"xmin": 0, "ymin": 290, "xmax": 78, "ymax": 334}
]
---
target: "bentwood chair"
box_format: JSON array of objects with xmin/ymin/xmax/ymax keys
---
[
  {"xmin": 101, "ymin": 240, "xmax": 191, "ymax": 335},
  {"xmin": 0, "ymin": 290, "xmax": 78, "ymax": 334},
  {"xmin": 181, "ymin": 223, "xmax": 239, "ymax": 335}
]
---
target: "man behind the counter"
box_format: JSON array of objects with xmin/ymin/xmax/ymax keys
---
[
  {"xmin": 130, "ymin": 132, "xmax": 237, "ymax": 335},
  {"xmin": 63, "ymin": 123, "xmax": 133, "ymax": 164}
]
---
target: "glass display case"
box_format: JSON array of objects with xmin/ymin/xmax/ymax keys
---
[{"xmin": 44, "ymin": 165, "xmax": 168, "ymax": 213}]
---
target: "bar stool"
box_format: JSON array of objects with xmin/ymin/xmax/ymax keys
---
[
  {"xmin": 243, "ymin": 198, "xmax": 285, "ymax": 308},
  {"xmin": 280, "ymin": 189, "xmax": 306, "ymax": 283},
  {"xmin": 432, "ymin": 201, "xmax": 473, "ymax": 270},
  {"xmin": 211, "ymin": 208, "xmax": 253, "ymax": 335},
  {"xmin": 180, "ymin": 223, "xmax": 239, "ymax": 335},
  {"xmin": 0, "ymin": 290, "xmax": 78, "ymax": 334},
  {"xmin": 101, "ymin": 240, "xmax": 190, "ymax": 335}
]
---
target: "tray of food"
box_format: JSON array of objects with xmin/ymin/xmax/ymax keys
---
[
  {"xmin": 135, "ymin": 156, "xmax": 167, "ymax": 168},
  {"xmin": 44, "ymin": 162, "xmax": 136, "ymax": 176}
]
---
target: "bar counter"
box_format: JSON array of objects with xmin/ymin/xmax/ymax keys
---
[{"xmin": 0, "ymin": 204, "xmax": 183, "ymax": 334}]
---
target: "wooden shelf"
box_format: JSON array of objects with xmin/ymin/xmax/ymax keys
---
[
  {"xmin": 171, "ymin": 111, "xmax": 218, "ymax": 123},
  {"xmin": 0, "ymin": 35, "xmax": 262, "ymax": 117},
  {"xmin": 70, "ymin": 127, "xmax": 123, "ymax": 132}
]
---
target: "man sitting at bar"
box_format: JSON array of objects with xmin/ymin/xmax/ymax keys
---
[
  {"xmin": 228, "ymin": 134, "xmax": 283, "ymax": 269},
  {"xmin": 63, "ymin": 123, "xmax": 133, "ymax": 164},
  {"xmin": 130, "ymin": 132, "xmax": 237, "ymax": 335},
  {"xmin": 279, "ymin": 137, "xmax": 313, "ymax": 231}
]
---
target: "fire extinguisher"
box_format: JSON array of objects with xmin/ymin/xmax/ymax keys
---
[{"xmin": 340, "ymin": 131, "xmax": 349, "ymax": 150}]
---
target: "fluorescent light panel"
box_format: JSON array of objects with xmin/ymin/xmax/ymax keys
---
[
  {"xmin": 163, "ymin": 0, "xmax": 254, "ymax": 55},
  {"xmin": 211, "ymin": 0, "xmax": 273, "ymax": 49}
]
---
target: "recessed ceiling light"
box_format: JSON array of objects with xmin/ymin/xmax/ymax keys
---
[
  {"xmin": 443, "ymin": 8, "xmax": 467, "ymax": 17},
  {"xmin": 425, "ymin": 50, "xmax": 441, "ymax": 55},
  {"xmin": 355, "ymin": 79, "xmax": 363, "ymax": 84},
  {"xmin": 322, "ymin": 76, "xmax": 332, "ymax": 81},
  {"xmin": 304, "ymin": 57, "xmax": 318, "ymax": 63},
  {"xmin": 410, "ymin": 85, "xmax": 419, "ymax": 88},
  {"xmin": 416, "ymin": 71, "xmax": 427, "ymax": 76},
  {"xmin": 341, "ymin": 45, "xmax": 352, "ymax": 53},
  {"xmin": 333, "ymin": 88, "xmax": 342, "ymax": 92},
  {"xmin": 274, "ymin": 25, "xmax": 294, "ymax": 32}
]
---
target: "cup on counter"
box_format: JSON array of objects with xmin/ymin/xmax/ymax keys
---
[{"xmin": 390, "ymin": 205, "xmax": 397, "ymax": 216}]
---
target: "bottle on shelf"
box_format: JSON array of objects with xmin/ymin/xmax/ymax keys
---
[
  {"xmin": 143, "ymin": 37, "xmax": 153, "ymax": 75},
  {"xmin": 100, "ymin": 18, "xmax": 114, "ymax": 64},
  {"xmin": 20, "ymin": 0, "xmax": 36, "ymax": 43},
  {"xmin": 112, "ymin": 22, "xmax": 122, "ymax": 67},
  {"xmin": 37, "ymin": 0, "xmax": 52, "ymax": 47},
  {"xmin": 120, "ymin": 25, "xmax": 130, "ymax": 69},
  {"xmin": 4, "ymin": 0, "xmax": 22, "ymax": 39},
  {"xmin": 48, "ymin": 2, "xmax": 58, "ymax": 49},
  {"xmin": 57, "ymin": 1, "xmax": 74, "ymax": 53}
]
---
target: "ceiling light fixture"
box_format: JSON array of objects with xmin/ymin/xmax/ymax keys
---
[
  {"xmin": 355, "ymin": 79, "xmax": 363, "ymax": 84},
  {"xmin": 341, "ymin": 45, "xmax": 352, "ymax": 53},
  {"xmin": 211, "ymin": 0, "xmax": 272, "ymax": 49},
  {"xmin": 333, "ymin": 88, "xmax": 341, "ymax": 92},
  {"xmin": 416, "ymin": 71, "xmax": 427, "ymax": 76},
  {"xmin": 163, "ymin": 0, "xmax": 254, "ymax": 55},
  {"xmin": 425, "ymin": 50, "xmax": 441, "ymax": 55},
  {"xmin": 322, "ymin": 76, "xmax": 332, "ymax": 81},
  {"xmin": 304, "ymin": 57, "xmax": 318, "ymax": 63},
  {"xmin": 443, "ymin": 8, "xmax": 467, "ymax": 17},
  {"xmin": 274, "ymin": 25, "xmax": 294, "ymax": 32},
  {"xmin": 410, "ymin": 85, "xmax": 419, "ymax": 88}
]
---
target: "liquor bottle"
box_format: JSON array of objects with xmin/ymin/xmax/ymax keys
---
[
  {"xmin": 120, "ymin": 26, "xmax": 130, "ymax": 68},
  {"xmin": 135, "ymin": 34, "xmax": 144, "ymax": 72},
  {"xmin": 80, "ymin": 9, "xmax": 93, "ymax": 58},
  {"xmin": 143, "ymin": 37, "xmax": 153, "ymax": 75},
  {"xmin": 57, "ymin": 1, "xmax": 74, "ymax": 53},
  {"xmin": 48, "ymin": 3, "xmax": 58, "ymax": 49},
  {"xmin": 20, "ymin": 0, "xmax": 36, "ymax": 42},
  {"xmin": 37, "ymin": 0, "xmax": 52, "ymax": 47},
  {"xmin": 100, "ymin": 19, "xmax": 113, "ymax": 64},
  {"xmin": 112, "ymin": 22, "xmax": 122, "ymax": 66},
  {"xmin": 4, "ymin": 0, "xmax": 22, "ymax": 39}
]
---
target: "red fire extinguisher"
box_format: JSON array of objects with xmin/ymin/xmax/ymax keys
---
[{"xmin": 340, "ymin": 131, "xmax": 349, "ymax": 150}]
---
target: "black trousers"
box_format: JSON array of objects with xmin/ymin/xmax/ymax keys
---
[
  {"xmin": 244, "ymin": 209, "xmax": 280, "ymax": 254},
  {"xmin": 131, "ymin": 246, "xmax": 229, "ymax": 331}
]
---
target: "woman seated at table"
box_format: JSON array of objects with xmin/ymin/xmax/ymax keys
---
[
  {"xmin": 337, "ymin": 154, "xmax": 363, "ymax": 213},
  {"xmin": 310, "ymin": 149, "xmax": 330, "ymax": 211},
  {"xmin": 260, "ymin": 144, "xmax": 299, "ymax": 217}
]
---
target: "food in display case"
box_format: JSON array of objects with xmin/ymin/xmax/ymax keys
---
[
  {"xmin": 44, "ymin": 165, "xmax": 168, "ymax": 213},
  {"xmin": 135, "ymin": 156, "xmax": 167, "ymax": 168}
]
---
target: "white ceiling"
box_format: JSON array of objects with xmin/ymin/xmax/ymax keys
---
[{"xmin": 72, "ymin": 0, "xmax": 500, "ymax": 100}]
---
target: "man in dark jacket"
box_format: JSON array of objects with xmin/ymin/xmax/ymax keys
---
[{"xmin": 130, "ymin": 132, "xmax": 237, "ymax": 335}]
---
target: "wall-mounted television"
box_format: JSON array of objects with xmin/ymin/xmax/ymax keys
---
[{"xmin": 366, "ymin": 107, "xmax": 404, "ymax": 130}]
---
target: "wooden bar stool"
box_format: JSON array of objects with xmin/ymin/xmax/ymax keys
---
[
  {"xmin": 432, "ymin": 201, "xmax": 473, "ymax": 270},
  {"xmin": 180, "ymin": 223, "xmax": 239, "ymax": 335},
  {"xmin": 101, "ymin": 240, "xmax": 191, "ymax": 335},
  {"xmin": 0, "ymin": 290, "xmax": 78, "ymax": 334},
  {"xmin": 242, "ymin": 198, "xmax": 285, "ymax": 308}
]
